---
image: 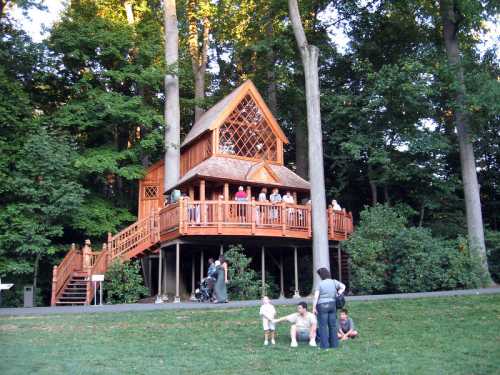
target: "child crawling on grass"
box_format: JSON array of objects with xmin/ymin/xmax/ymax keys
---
[
  {"xmin": 259, "ymin": 296, "xmax": 276, "ymax": 346},
  {"xmin": 337, "ymin": 308, "xmax": 358, "ymax": 340}
]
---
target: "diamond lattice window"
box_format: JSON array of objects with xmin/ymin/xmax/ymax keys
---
[
  {"xmin": 144, "ymin": 185, "xmax": 159, "ymax": 199},
  {"xmin": 218, "ymin": 95, "xmax": 277, "ymax": 161}
]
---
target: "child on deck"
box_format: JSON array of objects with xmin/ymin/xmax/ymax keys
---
[
  {"xmin": 337, "ymin": 309, "xmax": 358, "ymax": 340},
  {"xmin": 259, "ymin": 296, "xmax": 276, "ymax": 346}
]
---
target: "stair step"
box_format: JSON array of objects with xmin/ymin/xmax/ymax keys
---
[
  {"xmin": 59, "ymin": 296, "xmax": 87, "ymax": 300},
  {"xmin": 56, "ymin": 302, "xmax": 86, "ymax": 305},
  {"xmin": 62, "ymin": 292, "xmax": 87, "ymax": 296}
]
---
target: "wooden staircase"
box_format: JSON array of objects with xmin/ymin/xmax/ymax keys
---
[
  {"xmin": 51, "ymin": 210, "xmax": 160, "ymax": 306},
  {"xmin": 55, "ymin": 273, "xmax": 88, "ymax": 305}
]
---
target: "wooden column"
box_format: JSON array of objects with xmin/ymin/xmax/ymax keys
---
[
  {"xmin": 246, "ymin": 185, "xmax": 252, "ymax": 199},
  {"xmin": 174, "ymin": 242, "xmax": 180, "ymax": 303},
  {"xmin": 279, "ymin": 252, "xmax": 285, "ymax": 299},
  {"xmin": 220, "ymin": 243, "xmax": 224, "ymax": 255},
  {"xmin": 200, "ymin": 250, "xmax": 204, "ymax": 280},
  {"xmin": 338, "ymin": 243, "xmax": 342, "ymax": 283},
  {"xmin": 190, "ymin": 253, "xmax": 196, "ymax": 300},
  {"xmin": 162, "ymin": 251, "xmax": 167, "ymax": 300},
  {"xmin": 157, "ymin": 249, "xmax": 162, "ymax": 297},
  {"xmin": 261, "ymin": 246, "xmax": 266, "ymax": 296},
  {"xmin": 293, "ymin": 247, "xmax": 300, "ymax": 298},
  {"xmin": 200, "ymin": 179, "xmax": 206, "ymax": 223},
  {"xmin": 188, "ymin": 186, "xmax": 195, "ymax": 200},
  {"xmin": 223, "ymin": 183, "xmax": 229, "ymax": 200}
]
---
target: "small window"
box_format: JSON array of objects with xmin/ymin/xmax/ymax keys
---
[{"xmin": 144, "ymin": 185, "xmax": 159, "ymax": 199}]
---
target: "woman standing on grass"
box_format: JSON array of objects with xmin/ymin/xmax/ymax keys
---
[
  {"xmin": 214, "ymin": 255, "xmax": 228, "ymax": 303},
  {"xmin": 312, "ymin": 267, "xmax": 345, "ymax": 349}
]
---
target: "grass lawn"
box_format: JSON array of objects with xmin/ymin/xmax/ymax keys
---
[{"xmin": 1, "ymin": 295, "xmax": 499, "ymax": 375}]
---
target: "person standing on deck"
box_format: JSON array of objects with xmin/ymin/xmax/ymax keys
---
[
  {"xmin": 269, "ymin": 188, "xmax": 282, "ymax": 221},
  {"xmin": 213, "ymin": 255, "xmax": 228, "ymax": 303},
  {"xmin": 235, "ymin": 186, "xmax": 248, "ymax": 222},
  {"xmin": 257, "ymin": 187, "xmax": 268, "ymax": 224}
]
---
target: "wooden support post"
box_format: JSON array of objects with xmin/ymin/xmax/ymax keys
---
[
  {"xmin": 338, "ymin": 243, "xmax": 342, "ymax": 283},
  {"xmin": 217, "ymin": 196, "xmax": 223, "ymax": 234},
  {"xmin": 223, "ymin": 183, "xmax": 229, "ymax": 201},
  {"xmin": 251, "ymin": 197, "xmax": 256, "ymax": 234},
  {"xmin": 174, "ymin": 242, "xmax": 180, "ymax": 303},
  {"xmin": 148, "ymin": 255, "xmax": 152, "ymax": 295},
  {"xmin": 190, "ymin": 253, "xmax": 196, "ymax": 301},
  {"xmin": 157, "ymin": 248, "xmax": 162, "ymax": 298},
  {"xmin": 293, "ymin": 247, "xmax": 300, "ymax": 298},
  {"xmin": 200, "ymin": 250, "xmax": 204, "ymax": 281},
  {"xmin": 220, "ymin": 244, "xmax": 224, "ymax": 256},
  {"xmin": 162, "ymin": 250, "xmax": 168, "ymax": 300},
  {"xmin": 328, "ymin": 206, "xmax": 334, "ymax": 240},
  {"xmin": 51, "ymin": 266, "xmax": 58, "ymax": 306},
  {"xmin": 261, "ymin": 246, "xmax": 266, "ymax": 296},
  {"xmin": 200, "ymin": 180, "xmax": 206, "ymax": 224},
  {"xmin": 279, "ymin": 252, "xmax": 285, "ymax": 299},
  {"xmin": 281, "ymin": 202, "xmax": 286, "ymax": 235},
  {"xmin": 246, "ymin": 185, "xmax": 252, "ymax": 199}
]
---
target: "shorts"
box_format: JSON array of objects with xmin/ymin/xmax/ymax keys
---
[
  {"xmin": 297, "ymin": 330, "xmax": 310, "ymax": 342},
  {"xmin": 263, "ymin": 319, "xmax": 275, "ymax": 331}
]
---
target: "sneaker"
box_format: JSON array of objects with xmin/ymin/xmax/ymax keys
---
[
  {"xmin": 271, "ymin": 339, "xmax": 276, "ymax": 345},
  {"xmin": 290, "ymin": 340, "xmax": 298, "ymax": 348},
  {"xmin": 264, "ymin": 340, "xmax": 269, "ymax": 346},
  {"xmin": 309, "ymin": 340, "xmax": 317, "ymax": 347}
]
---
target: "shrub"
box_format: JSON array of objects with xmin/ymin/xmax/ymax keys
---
[
  {"xmin": 224, "ymin": 244, "xmax": 277, "ymax": 300},
  {"xmin": 345, "ymin": 204, "xmax": 483, "ymax": 294},
  {"xmin": 104, "ymin": 260, "xmax": 148, "ymax": 304},
  {"xmin": 485, "ymin": 230, "xmax": 500, "ymax": 283}
]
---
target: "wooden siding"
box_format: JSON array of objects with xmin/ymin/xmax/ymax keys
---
[
  {"xmin": 138, "ymin": 161, "xmax": 165, "ymax": 220},
  {"xmin": 180, "ymin": 132, "xmax": 213, "ymax": 176}
]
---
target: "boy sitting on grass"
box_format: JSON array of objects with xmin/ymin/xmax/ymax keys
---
[{"xmin": 337, "ymin": 308, "xmax": 358, "ymax": 340}]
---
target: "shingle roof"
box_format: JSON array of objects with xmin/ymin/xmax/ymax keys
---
[{"xmin": 175, "ymin": 156, "xmax": 310, "ymax": 191}]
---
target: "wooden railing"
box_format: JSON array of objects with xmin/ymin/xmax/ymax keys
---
[
  {"xmin": 160, "ymin": 198, "xmax": 352, "ymax": 240},
  {"xmin": 85, "ymin": 244, "xmax": 110, "ymax": 304},
  {"xmin": 327, "ymin": 207, "xmax": 353, "ymax": 240},
  {"xmin": 51, "ymin": 244, "xmax": 82, "ymax": 306},
  {"xmin": 108, "ymin": 211, "xmax": 159, "ymax": 261}
]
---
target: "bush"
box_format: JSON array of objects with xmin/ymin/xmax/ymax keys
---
[
  {"xmin": 104, "ymin": 260, "xmax": 148, "ymax": 304},
  {"xmin": 345, "ymin": 204, "xmax": 483, "ymax": 294},
  {"xmin": 224, "ymin": 244, "xmax": 277, "ymax": 300},
  {"xmin": 485, "ymin": 230, "xmax": 500, "ymax": 283}
]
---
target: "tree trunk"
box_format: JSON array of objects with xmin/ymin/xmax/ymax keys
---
[
  {"xmin": 288, "ymin": 0, "xmax": 330, "ymax": 292},
  {"xmin": 439, "ymin": 0, "xmax": 492, "ymax": 284},
  {"xmin": 384, "ymin": 185, "xmax": 390, "ymax": 205},
  {"xmin": 368, "ymin": 164, "xmax": 378, "ymax": 205},
  {"xmin": 294, "ymin": 113, "xmax": 308, "ymax": 179},
  {"xmin": 164, "ymin": 0, "xmax": 181, "ymax": 192},
  {"xmin": 266, "ymin": 22, "xmax": 278, "ymax": 115},
  {"xmin": 188, "ymin": 0, "xmax": 210, "ymax": 122},
  {"xmin": 419, "ymin": 202, "xmax": 425, "ymax": 227},
  {"xmin": 32, "ymin": 253, "xmax": 41, "ymax": 307}
]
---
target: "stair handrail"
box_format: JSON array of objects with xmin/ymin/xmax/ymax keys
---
[
  {"xmin": 107, "ymin": 210, "xmax": 160, "ymax": 262},
  {"xmin": 85, "ymin": 243, "xmax": 110, "ymax": 304},
  {"xmin": 51, "ymin": 244, "xmax": 82, "ymax": 306}
]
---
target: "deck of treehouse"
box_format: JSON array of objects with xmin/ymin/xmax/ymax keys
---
[{"xmin": 51, "ymin": 79, "xmax": 354, "ymax": 306}]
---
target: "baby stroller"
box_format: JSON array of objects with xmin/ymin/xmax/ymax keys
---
[{"xmin": 195, "ymin": 276, "xmax": 215, "ymax": 302}]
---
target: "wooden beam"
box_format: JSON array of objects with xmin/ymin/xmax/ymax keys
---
[
  {"xmin": 200, "ymin": 250, "xmax": 204, "ymax": 281},
  {"xmin": 293, "ymin": 247, "xmax": 300, "ymax": 298},
  {"xmin": 157, "ymin": 248, "xmax": 162, "ymax": 297},
  {"xmin": 174, "ymin": 242, "xmax": 180, "ymax": 303},
  {"xmin": 261, "ymin": 246, "xmax": 266, "ymax": 296},
  {"xmin": 200, "ymin": 180, "xmax": 206, "ymax": 223},
  {"xmin": 223, "ymin": 183, "xmax": 229, "ymax": 201}
]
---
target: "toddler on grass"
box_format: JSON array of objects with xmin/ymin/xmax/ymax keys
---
[{"xmin": 259, "ymin": 296, "xmax": 276, "ymax": 346}]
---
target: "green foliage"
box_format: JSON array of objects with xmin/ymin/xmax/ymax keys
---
[
  {"xmin": 224, "ymin": 244, "xmax": 276, "ymax": 300},
  {"xmin": 345, "ymin": 205, "xmax": 483, "ymax": 294},
  {"xmin": 104, "ymin": 260, "xmax": 148, "ymax": 304},
  {"xmin": 485, "ymin": 230, "xmax": 500, "ymax": 284}
]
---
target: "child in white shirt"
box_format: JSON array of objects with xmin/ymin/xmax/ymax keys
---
[{"xmin": 259, "ymin": 296, "xmax": 276, "ymax": 346}]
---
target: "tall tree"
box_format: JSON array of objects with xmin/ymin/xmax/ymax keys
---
[
  {"xmin": 439, "ymin": 0, "xmax": 492, "ymax": 283},
  {"xmin": 164, "ymin": 0, "xmax": 181, "ymax": 191},
  {"xmin": 187, "ymin": 0, "xmax": 210, "ymax": 122},
  {"xmin": 288, "ymin": 0, "xmax": 330, "ymax": 288}
]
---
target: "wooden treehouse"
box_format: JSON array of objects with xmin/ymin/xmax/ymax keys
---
[{"xmin": 51, "ymin": 80, "xmax": 353, "ymax": 306}]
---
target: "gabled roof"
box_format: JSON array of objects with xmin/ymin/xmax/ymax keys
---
[
  {"xmin": 181, "ymin": 80, "xmax": 289, "ymax": 148},
  {"xmin": 175, "ymin": 156, "xmax": 310, "ymax": 191}
]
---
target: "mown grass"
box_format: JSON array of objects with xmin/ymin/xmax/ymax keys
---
[{"xmin": 1, "ymin": 295, "xmax": 499, "ymax": 375}]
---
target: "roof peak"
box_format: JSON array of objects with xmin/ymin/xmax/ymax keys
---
[{"xmin": 181, "ymin": 80, "xmax": 288, "ymax": 148}]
